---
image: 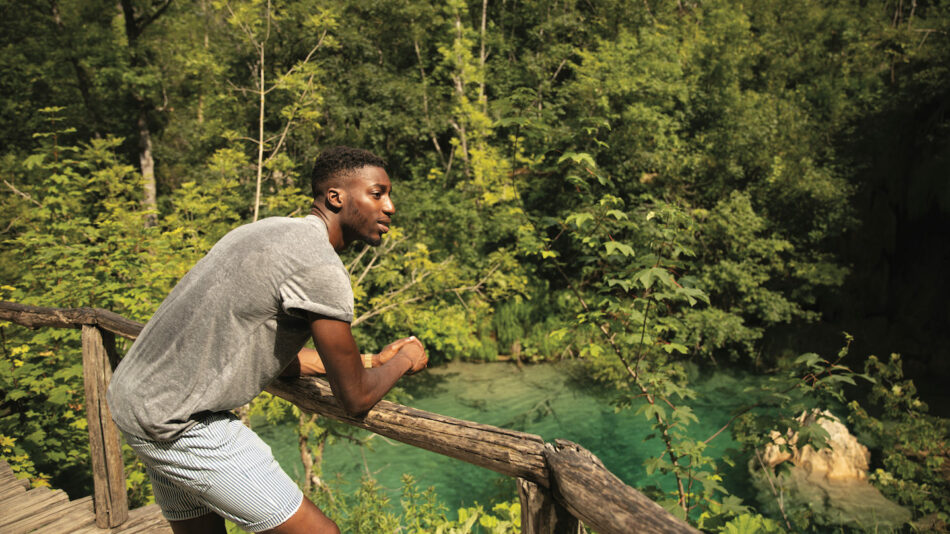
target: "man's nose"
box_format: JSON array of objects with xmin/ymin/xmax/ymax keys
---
[{"xmin": 383, "ymin": 195, "xmax": 395, "ymax": 215}]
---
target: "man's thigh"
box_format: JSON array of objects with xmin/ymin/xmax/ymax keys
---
[{"xmin": 125, "ymin": 412, "xmax": 304, "ymax": 533}]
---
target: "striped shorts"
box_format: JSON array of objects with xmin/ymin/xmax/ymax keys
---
[{"xmin": 123, "ymin": 412, "xmax": 303, "ymax": 532}]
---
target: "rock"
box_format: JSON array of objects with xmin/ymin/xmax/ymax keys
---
[
  {"xmin": 762, "ymin": 409, "xmax": 869, "ymax": 482},
  {"xmin": 753, "ymin": 409, "xmax": 911, "ymax": 531}
]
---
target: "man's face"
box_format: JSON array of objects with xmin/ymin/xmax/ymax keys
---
[{"xmin": 339, "ymin": 165, "xmax": 394, "ymax": 247}]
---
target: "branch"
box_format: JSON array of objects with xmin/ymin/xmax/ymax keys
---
[
  {"xmin": 702, "ymin": 381, "xmax": 798, "ymax": 445},
  {"xmin": 346, "ymin": 244, "xmax": 372, "ymax": 272},
  {"xmin": 352, "ymin": 260, "xmax": 498, "ymax": 327},
  {"xmin": 136, "ymin": 0, "xmax": 174, "ymax": 36},
  {"xmin": 413, "ymin": 37, "xmax": 446, "ymax": 167},
  {"xmin": 226, "ymin": 79, "xmax": 259, "ymax": 95},
  {"xmin": 353, "ymin": 237, "xmax": 405, "ymax": 288},
  {"xmin": 232, "ymin": 135, "xmax": 261, "ymax": 145},
  {"xmin": 3, "ymin": 179, "xmax": 43, "ymax": 207},
  {"xmin": 224, "ymin": 1, "xmax": 259, "ymax": 47},
  {"xmin": 265, "ymin": 30, "xmax": 327, "ymax": 95},
  {"xmin": 261, "ymin": 73, "xmax": 315, "ymax": 168},
  {"xmin": 354, "ymin": 251, "xmax": 380, "ymax": 289},
  {"xmin": 550, "ymin": 58, "xmax": 567, "ymax": 82},
  {"xmin": 551, "ymin": 256, "xmax": 688, "ymax": 512},
  {"xmin": 255, "ymin": 33, "xmax": 326, "ymax": 175},
  {"xmin": 354, "ymin": 266, "xmax": 439, "ymax": 325}
]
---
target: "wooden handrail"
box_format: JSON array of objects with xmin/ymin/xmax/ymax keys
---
[
  {"xmin": 0, "ymin": 301, "xmax": 698, "ymax": 534},
  {"xmin": 266, "ymin": 377, "xmax": 550, "ymax": 485},
  {"xmin": 0, "ymin": 301, "xmax": 143, "ymax": 339}
]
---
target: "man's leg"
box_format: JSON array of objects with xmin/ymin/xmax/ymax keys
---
[
  {"xmin": 264, "ymin": 497, "xmax": 339, "ymax": 534},
  {"xmin": 125, "ymin": 413, "xmax": 333, "ymax": 532},
  {"xmin": 168, "ymin": 512, "xmax": 227, "ymax": 534},
  {"xmin": 165, "ymin": 497, "xmax": 338, "ymax": 534}
]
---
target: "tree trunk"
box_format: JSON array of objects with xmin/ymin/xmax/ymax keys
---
[
  {"xmin": 119, "ymin": 0, "xmax": 168, "ymax": 228},
  {"xmin": 138, "ymin": 110, "xmax": 158, "ymax": 227},
  {"xmin": 51, "ymin": 1, "xmax": 104, "ymax": 138},
  {"xmin": 298, "ymin": 413, "xmax": 316, "ymax": 494},
  {"xmin": 253, "ymin": 45, "xmax": 265, "ymax": 222}
]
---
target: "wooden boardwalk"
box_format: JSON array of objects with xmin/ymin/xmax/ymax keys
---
[{"xmin": 0, "ymin": 461, "xmax": 171, "ymax": 534}]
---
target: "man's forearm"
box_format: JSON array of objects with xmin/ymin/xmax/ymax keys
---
[
  {"xmin": 327, "ymin": 351, "xmax": 413, "ymax": 414},
  {"xmin": 282, "ymin": 347, "xmax": 326, "ymax": 376},
  {"xmin": 285, "ymin": 348, "xmax": 389, "ymax": 378}
]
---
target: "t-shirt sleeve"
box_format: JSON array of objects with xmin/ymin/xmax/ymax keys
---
[{"xmin": 279, "ymin": 263, "xmax": 354, "ymax": 323}]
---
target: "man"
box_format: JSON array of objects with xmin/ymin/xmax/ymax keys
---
[{"xmin": 107, "ymin": 146, "xmax": 427, "ymax": 534}]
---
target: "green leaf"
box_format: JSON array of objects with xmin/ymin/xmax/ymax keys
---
[
  {"xmin": 794, "ymin": 353, "xmax": 822, "ymax": 368},
  {"xmin": 634, "ymin": 267, "xmax": 669, "ymax": 290},
  {"xmin": 604, "ymin": 241, "xmax": 635, "ymax": 257},
  {"xmin": 23, "ymin": 154, "xmax": 45, "ymax": 169},
  {"xmin": 607, "ymin": 278, "xmax": 632, "ymax": 291},
  {"xmin": 566, "ymin": 212, "xmax": 594, "ymax": 228},
  {"xmin": 557, "ymin": 151, "xmax": 597, "ymax": 169}
]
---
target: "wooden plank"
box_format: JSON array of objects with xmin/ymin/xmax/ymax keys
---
[
  {"xmin": 69, "ymin": 520, "xmax": 110, "ymax": 534},
  {"xmin": 0, "ymin": 464, "xmax": 33, "ymax": 494},
  {"xmin": 267, "ymin": 376, "xmax": 550, "ymax": 486},
  {"xmin": 0, "ymin": 479, "xmax": 23, "ymax": 496},
  {"xmin": 112, "ymin": 504, "xmax": 171, "ymax": 533},
  {"xmin": 82, "ymin": 325, "xmax": 129, "ymax": 528},
  {"xmin": 0, "ymin": 464, "xmax": 30, "ymax": 494},
  {"xmin": 0, "ymin": 460, "xmax": 15, "ymax": 482},
  {"xmin": 0, "ymin": 301, "xmax": 144, "ymax": 340},
  {"xmin": 2, "ymin": 494, "xmax": 91, "ymax": 534},
  {"xmin": 517, "ymin": 478, "xmax": 583, "ymax": 534},
  {"xmin": 35, "ymin": 497, "xmax": 97, "ymax": 533},
  {"xmin": 0, "ymin": 486, "xmax": 46, "ymax": 522},
  {"xmin": 0, "ymin": 485, "xmax": 27, "ymax": 502},
  {"xmin": 543, "ymin": 440, "xmax": 699, "ymax": 534},
  {"xmin": 0, "ymin": 478, "xmax": 29, "ymax": 500},
  {"xmin": 0, "ymin": 487, "xmax": 66, "ymax": 529}
]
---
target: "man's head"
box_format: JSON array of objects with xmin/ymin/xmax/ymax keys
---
[
  {"xmin": 310, "ymin": 146, "xmax": 394, "ymax": 249},
  {"xmin": 311, "ymin": 146, "xmax": 388, "ymax": 199}
]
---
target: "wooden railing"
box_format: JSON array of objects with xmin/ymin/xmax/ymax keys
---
[{"xmin": 0, "ymin": 301, "xmax": 698, "ymax": 534}]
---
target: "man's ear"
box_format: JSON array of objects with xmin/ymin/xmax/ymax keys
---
[{"xmin": 325, "ymin": 186, "xmax": 344, "ymax": 211}]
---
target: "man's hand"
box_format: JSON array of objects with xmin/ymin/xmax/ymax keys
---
[
  {"xmin": 309, "ymin": 315, "xmax": 427, "ymax": 415},
  {"xmin": 390, "ymin": 337, "xmax": 427, "ymax": 374},
  {"xmin": 376, "ymin": 336, "xmax": 426, "ymax": 372}
]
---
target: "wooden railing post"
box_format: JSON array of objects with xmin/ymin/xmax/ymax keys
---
[
  {"xmin": 517, "ymin": 478, "xmax": 582, "ymax": 534},
  {"xmin": 544, "ymin": 440, "xmax": 698, "ymax": 534},
  {"xmin": 81, "ymin": 325, "xmax": 129, "ymax": 528}
]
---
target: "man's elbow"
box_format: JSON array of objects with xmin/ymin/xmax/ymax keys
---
[{"xmin": 339, "ymin": 393, "xmax": 376, "ymax": 416}]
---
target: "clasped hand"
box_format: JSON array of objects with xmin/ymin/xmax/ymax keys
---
[{"xmin": 376, "ymin": 336, "xmax": 427, "ymax": 374}]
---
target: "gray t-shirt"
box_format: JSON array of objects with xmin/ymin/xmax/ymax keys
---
[{"xmin": 107, "ymin": 215, "xmax": 353, "ymax": 441}]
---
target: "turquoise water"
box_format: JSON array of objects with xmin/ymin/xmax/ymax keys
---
[{"xmin": 255, "ymin": 361, "xmax": 762, "ymax": 512}]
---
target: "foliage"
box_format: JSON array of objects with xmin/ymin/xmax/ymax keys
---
[
  {"xmin": 309, "ymin": 473, "xmax": 521, "ymax": 534},
  {"xmin": 849, "ymin": 354, "xmax": 950, "ymax": 529},
  {"xmin": 697, "ymin": 498, "xmax": 784, "ymax": 534},
  {"xmin": 728, "ymin": 337, "xmax": 878, "ymax": 531},
  {"xmin": 0, "ymin": 327, "xmax": 86, "ymax": 491}
]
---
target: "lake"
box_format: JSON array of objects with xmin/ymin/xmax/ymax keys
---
[{"xmin": 255, "ymin": 361, "xmax": 768, "ymax": 514}]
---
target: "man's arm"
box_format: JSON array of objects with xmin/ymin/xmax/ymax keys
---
[
  {"xmin": 282, "ymin": 348, "xmax": 326, "ymax": 376},
  {"xmin": 283, "ymin": 337, "xmax": 421, "ymax": 376},
  {"xmin": 307, "ymin": 314, "xmax": 426, "ymax": 415}
]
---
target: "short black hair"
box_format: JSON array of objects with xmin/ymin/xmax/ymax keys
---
[{"xmin": 311, "ymin": 146, "xmax": 387, "ymax": 198}]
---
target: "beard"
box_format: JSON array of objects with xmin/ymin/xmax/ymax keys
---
[{"xmin": 342, "ymin": 203, "xmax": 382, "ymax": 246}]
